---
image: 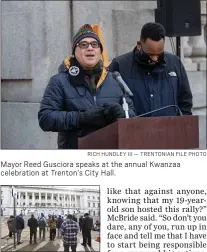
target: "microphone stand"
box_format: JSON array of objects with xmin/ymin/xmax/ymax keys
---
[{"xmin": 135, "ymin": 105, "xmax": 183, "ymax": 118}]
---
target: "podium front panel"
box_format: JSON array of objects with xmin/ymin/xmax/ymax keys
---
[{"xmin": 118, "ymin": 116, "xmax": 199, "ymax": 149}]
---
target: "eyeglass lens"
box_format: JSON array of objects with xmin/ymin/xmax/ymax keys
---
[{"xmin": 78, "ymin": 41, "xmax": 100, "ymax": 49}]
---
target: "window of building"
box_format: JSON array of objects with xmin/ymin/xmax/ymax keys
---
[
  {"xmin": 93, "ymin": 211, "xmax": 95, "ymax": 216},
  {"xmin": 41, "ymin": 196, "xmax": 45, "ymax": 200},
  {"xmin": 98, "ymin": 203, "xmax": 100, "ymax": 207},
  {"xmin": 97, "ymin": 197, "xmax": 99, "ymax": 200},
  {"xmin": 29, "ymin": 196, "xmax": 32, "ymax": 199},
  {"xmin": 88, "ymin": 202, "xmax": 90, "ymax": 207},
  {"xmin": 23, "ymin": 202, "xmax": 25, "ymax": 205},
  {"xmin": 93, "ymin": 196, "xmax": 95, "ymax": 199},
  {"xmin": 29, "ymin": 203, "xmax": 32, "ymax": 206},
  {"xmin": 54, "ymin": 197, "xmax": 56, "ymax": 200},
  {"xmin": 47, "ymin": 196, "xmax": 51, "ymax": 200},
  {"xmin": 93, "ymin": 203, "xmax": 95, "ymax": 207},
  {"xmin": 23, "ymin": 195, "xmax": 25, "ymax": 199},
  {"xmin": 87, "ymin": 196, "xmax": 90, "ymax": 199},
  {"xmin": 35, "ymin": 196, "xmax": 39, "ymax": 200}
]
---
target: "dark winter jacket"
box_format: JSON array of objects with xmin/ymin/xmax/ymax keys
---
[
  {"xmin": 82, "ymin": 216, "xmax": 93, "ymax": 232},
  {"xmin": 72, "ymin": 215, "xmax": 77, "ymax": 222},
  {"xmin": 15, "ymin": 215, "xmax": 24, "ymax": 230},
  {"xmin": 28, "ymin": 217, "xmax": 38, "ymax": 232},
  {"xmin": 38, "ymin": 56, "xmax": 136, "ymax": 149},
  {"xmin": 57, "ymin": 217, "xmax": 64, "ymax": 229},
  {"xmin": 109, "ymin": 47, "xmax": 193, "ymax": 117},
  {"xmin": 38, "ymin": 216, "xmax": 46, "ymax": 228},
  {"xmin": 7, "ymin": 217, "xmax": 15, "ymax": 232},
  {"xmin": 79, "ymin": 216, "xmax": 83, "ymax": 227}
]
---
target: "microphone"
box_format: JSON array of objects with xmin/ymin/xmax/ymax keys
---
[
  {"xmin": 112, "ymin": 71, "xmax": 133, "ymax": 97},
  {"xmin": 112, "ymin": 71, "xmax": 133, "ymax": 119},
  {"xmin": 111, "ymin": 72, "xmax": 129, "ymax": 119},
  {"xmin": 135, "ymin": 105, "xmax": 183, "ymax": 118}
]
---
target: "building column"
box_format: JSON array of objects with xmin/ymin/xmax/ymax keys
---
[
  {"xmin": 63, "ymin": 194, "xmax": 65, "ymax": 207},
  {"xmin": 18, "ymin": 192, "xmax": 21, "ymax": 206},
  {"xmin": 70, "ymin": 195, "xmax": 72, "ymax": 206},
  {"xmin": 57, "ymin": 193, "xmax": 59, "ymax": 207},
  {"xmin": 25, "ymin": 192, "xmax": 28, "ymax": 207},
  {"xmin": 66, "ymin": 195, "xmax": 68, "ymax": 209},
  {"xmin": 79, "ymin": 195, "xmax": 83, "ymax": 212},
  {"xmin": 39, "ymin": 192, "xmax": 41, "ymax": 206},
  {"xmin": 51, "ymin": 193, "xmax": 53, "ymax": 206},
  {"xmin": 32, "ymin": 192, "xmax": 35, "ymax": 206},
  {"xmin": 45, "ymin": 192, "xmax": 47, "ymax": 206}
]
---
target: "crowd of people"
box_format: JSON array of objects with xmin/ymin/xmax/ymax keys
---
[{"xmin": 7, "ymin": 212, "xmax": 97, "ymax": 252}]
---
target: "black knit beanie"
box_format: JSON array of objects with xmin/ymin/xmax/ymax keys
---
[{"xmin": 72, "ymin": 24, "xmax": 103, "ymax": 54}]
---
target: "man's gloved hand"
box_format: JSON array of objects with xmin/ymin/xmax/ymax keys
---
[
  {"xmin": 103, "ymin": 103, "xmax": 125, "ymax": 124},
  {"xmin": 79, "ymin": 108, "xmax": 107, "ymax": 128}
]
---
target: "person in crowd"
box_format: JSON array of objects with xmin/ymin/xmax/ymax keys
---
[
  {"xmin": 15, "ymin": 213, "xmax": 24, "ymax": 245},
  {"xmin": 109, "ymin": 22, "xmax": 193, "ymax": 117},
  {"xmin": 38, "ymin": 213, "xmax": 46, "ymax": 240},
  {"xmin": 27, "ymin": 214, "xmax": 38, "ymax": 244},
  {"xmin": 38, "ymin": 24, "xmax": 136, "ymax": 149},
  {"xmin": 48, "ymin": 215, "xmax": 57, "ymax": 241},
  {"xmin": 79, "ymin": 216, "xmax": 83, "ymax": 232},
  {"xmin": 81, "ymin": 213, "xmax": 93, "ymax": 247},
  {"xmin": 7, "ymin": 215, "xmax": 15, "ymax": 238},
  {"xmin": 60, "ymin": 214, "xmax": 79, "ymax": 252},
  {"xmin": 72, "ymin": 214, "xmax": 77, "ymax": 223},
  {"xmin": 57, "ymin": 215, "xmax": 64, "ymax": 238},
  {"xmin": 46, "ymin": 214, "xmax": 51, "ymax": 231},
  {"xmin": 94, "ymin": 219, "xmax": 100, "ymax": 231}
]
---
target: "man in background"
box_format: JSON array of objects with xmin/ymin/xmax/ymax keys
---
[
  {"xmin": 79, "ymin": 216, "xmax": 83, "ymax": 232},
  {"xmin": 72, "ymin": 214, "xmax": 77, "ymax": 223},
  {"xmin": 60, "ymin": 214, "xmax": 79, "ymax": 252},
  {"xmin": 109, "ymin": 22, "xmax": 193, "ymax": 117},
  {"xmin": 49, "ymin": 215, "xmax": 57, "ymax": 241},
  {"xmin": 27, "ymin": 214, "xmax": 38, "ymax": 244},
  {"xmin": 38, "ymin": 213, "xmax": 46, "ymax": 240},
  {"xmin": 81, "ymin": 213, "xmax": 93, "ymax": 247},
  {"xmin": 15, "ymin": 213, "xmax": 24, "ymax": 245},
  {"xmin": 7, "ymin": 215, "xmax": 15, "ymax": 237},
  {"xmin": 57, "ymin": 215, "xmax": 64, "ymax": 238}
]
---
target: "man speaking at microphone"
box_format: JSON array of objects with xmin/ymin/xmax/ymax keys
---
[
  {"xmin": 38, "ymin": 24, "xmax": 136, "ymax": 149},
  {"xmin": 109, "ymin": 22, "xmax": 193, "ymax": 117}
]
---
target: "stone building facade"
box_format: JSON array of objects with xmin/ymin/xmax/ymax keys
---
[
  {"xmin": 1, "ymin": 186, "xmax": 100, "ymax": 220},
  {"xmin": 1, "ymin": 1, "xmax": 206, "ymax": 149}
]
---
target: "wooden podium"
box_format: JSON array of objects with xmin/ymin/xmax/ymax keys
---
[{"xmin": 78, "ymin": 116, "xmax": 199, "ymax": 149}]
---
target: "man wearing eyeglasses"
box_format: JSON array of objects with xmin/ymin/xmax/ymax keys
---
[
  {"xmin": 38, "ymin": 24, "xmax": 136, "ymax": 149},
  {"xmin": 109, "ymin": 22, "xmax": 193, "ymax": 117}
]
